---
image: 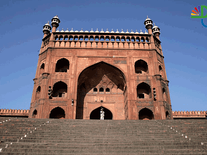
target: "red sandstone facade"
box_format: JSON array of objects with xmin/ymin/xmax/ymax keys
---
[{"xmin": 27, "ymin": 16, "xmax": 173, "ymax": 120}]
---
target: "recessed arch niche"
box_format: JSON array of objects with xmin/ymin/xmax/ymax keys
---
[{"xmin": 76, "ymin": 61, "xmax": 127, "ymax": 120}]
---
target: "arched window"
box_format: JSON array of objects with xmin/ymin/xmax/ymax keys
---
[
  {"xmin": 35, "ymin": 86, "xmax": 41, "ymax": 100},
  {"xmin": 95, "ymin": 36, "xmax": 99, "ymax": 41},
  {"xmin": 106, "ymin": 88, "xmax": 110, "ymax": 92},
  {"xmin": 52, "ymin": 81, "xmax": 67, "ymax": 98},
  {"xmin": 69, "ymin": 36, "xmax": 73, "ymax": 41},
  {"xmin": 93, "ymin": 88, "xmax": 97, "ymax": 92},
  {"xmin": 74, "ymin": 36, "xmax": 78, "ymax": 41},
  {"xmin": 131, "ymin": 37, "xmax": 135, "ymax": 42},
  {"xmin": 32, "ymin": 109, "xmax": 37, "ymax": 118},
  {"xmin": 105, "ymin": 36, "xmax": 109, "ymax": 41},
  {"xmin": 90, "ymin": 36, "xmax": 94, "ymax": 41},
  {"xmin": 139, "ymin": 108, "xmax": 154, "ymax": 120},
  {"xmin": 50, "ymin": 107, "xmax": 65, "ymax": 119},
  {"xmin": 136, "ymin": 37, "xmax": 140, "ymax": 42},
  {"xmin": 59, "ymin": 36, "xmax": 63, "ymax": 41},
  {"xmin": 84, "ymin": 36, "xmax": 88, "ymax": 41},
  {"xmin": 100, "ymin": 36, "xmax": 104, "ymax": 41},
  {"xmin": 159, "ymin": 65, "xmax": 163, "ymax": 77},
  {"xmin": 141, "ymin": 37, "xmax": 145, "ymax": 42},
  {"xmin": 55, "ymin": 58, "xmax": 69, "ymax": 72},
  {"xmin": 40, "ymin": 63, "xmax": 45, "ymax": 75},
  {"xmin": 135, "ymin": 60, "xmax": 148, "ymax": 74},
  {"xmin": 79, "ymin": 36, "xmax": 83, "ymax": 41},
  {"xmin": 116, "ymin": 37, "xmax": 120, "ymax": 42},
  {"xmin": 40, "ymin": 63, "xmax": 45, "ymax": 69},
  {"xmin": 111, "ymin": 36, "xmax": 115, "ymax": 41},
  {"xmin": 99, "ymin": 87, "xmax": 104, "ymax": 92},
  {"xmin": 166, "ymin": 111, "xmax": 170, "ymax": 119},
  {"xmin": 121, "ymin": 37, "xmax": 125, "ymax": 42},
  {"xmin": 162, "ymin": 88, "xmax": 167, "ymax": 102},
  {"xmin": 137, "ymin": 83, "xmax": 151, "ymax": 99}
]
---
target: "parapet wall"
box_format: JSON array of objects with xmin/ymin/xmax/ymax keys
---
[
  {"xmin": 173, "ymin": 111, "xmax": 207, "ymax": 119},
  {"xmin": 0, "ymin": 109, "xmax": 29, "ymax": 117},
  {"xmin": 0, "ymin": 109, "xmax": 206, "ymax": 119}
]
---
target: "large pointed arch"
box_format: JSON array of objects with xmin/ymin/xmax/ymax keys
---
[
  {"xmin": 49, "ymin": 107, "xmax": 65, "ymax": 119},
  {"xmin": 90, "ymin": 106, "xmax": 113, "ymax": 120},
  {"xmin": 76, "ymin": 61, "xmax": 127, "ymax": 119},
  {"xmin": 139, "ymin": 108, "xmax": 154, "ymax": 120}
]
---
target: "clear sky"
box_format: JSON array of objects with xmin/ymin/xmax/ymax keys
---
[{"xmin": 0, "ymin": 0, "xmax": 206, "ymax": 112}]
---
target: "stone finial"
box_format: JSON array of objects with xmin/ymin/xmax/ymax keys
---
[
  {"xmin": 116, "ymin": 29, "xmax": 119, "ymax": 33},
  {"xmin": 61, "ymin": 28, "xmax": 64, "ymax": 32},
  {"xmin": 56, "ymin": 28, "xmax": 59, "ymax": 32},
  {"xmin": 135, "ymin": 30, "xmax": 139, "ymax": 34},
  {"xmin": 111, "ymin": 29, "xmax": 114, "ymax": 33},
  {"xmin": 121, "ymin": 29, "xmax": 124, "ymax": 33},
  {"xmin": 105, "ymin": 29, "xmax": 109, "ymax": 33},
  {"xmin": 65, "ymin": 28, "xmax": 69, "ymax": 32},
  {"xmin": 70, "ymin": 28, "xmax": 74, "ymax": 32},
  {"xmin": 126, "ymin": 29, "xmax": 129, "ymax": 33},
  {"xmin": 131, "ymin": 29, "xmax": 134, "ymax": 34},
  {"xmin": 140, "ymin": 29, "xmax": 143, "ymax": 34},
  {"xmin": 80, "ymin": 28, "xmax": 84, "ymax": 32},
  {"xmin": 95, "ymin": 28, "xmax": 99, "ymax": 33},
  {"xmin": 90, "ymin": 28, "xmax": 94, "ymax": 33},
  {"xmin": 100, "ymin": 29, "xmax": 104, "ymax": 33}
]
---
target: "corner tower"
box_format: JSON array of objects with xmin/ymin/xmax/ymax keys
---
[{"xmin": 29, "ymin": 16, "xmax": 172, "ymax": 120}]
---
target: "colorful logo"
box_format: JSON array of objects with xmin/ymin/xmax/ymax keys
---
[{"xmin": 191, "ymin": 5, "xmax": 207, "ymax": 27}]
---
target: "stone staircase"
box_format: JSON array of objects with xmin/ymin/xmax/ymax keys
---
[{"xmin": 0, "ymin": 117, "xmax": 206, "ymax": 154}]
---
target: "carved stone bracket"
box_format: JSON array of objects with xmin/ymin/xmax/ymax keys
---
[{"xmin": 42, "ymin": 72, "xmax": 50, "ymax": 79}]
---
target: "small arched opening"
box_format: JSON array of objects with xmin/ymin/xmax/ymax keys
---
[
  {"xmin": 55, "ymin": 58, "xmax": 69, "ymax": 72},
  {"xmin": 139, "ymin": 108, "xmax": 154, "ymax": 120},
  {"xmin": 135, "ymin": 60, "xmax": 148, "ymax": 74},
  {"xmin": 52, "ymin": 81, "xmax": 67, "ymax": 98},
  {"xmin": 137, "ymin": 83, "xmax": 151, "ymax": 99},
  {"xmin": 166, "ymin": 111, "xmax": 170, "ymax": 119},
  {"xmin": 159, "ymin": 65, "xmax": 163, "ymax": 77},
  {"xmin": 90, "ymin": 106, "xmax": 113, "ymax": 120},
  {"xmin": 162, "ymin": 88, "xmax": 167, "ymax": 102},
  {"xmin": 32, "ymin": 109, "xmax": 37, "ymax": 118},
  {"xmin": 35, "ymin": 86, "xmax": 41, "ymax": 100},
  {"xmin": 49, "ymin": 107, "xmax": 65, "ymax": 119}
]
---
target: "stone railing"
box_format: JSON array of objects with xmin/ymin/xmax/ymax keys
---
[
  {"xmin": 42, "ymin": 29, "xmax": 153, "ymax": 50},
  {"xmin": 0, "ymin": 109, "xmax": 29, "ymax": 117},
  {"xmin": 173, "ymin": 111, "xmax": 207, "ymax": 119}
]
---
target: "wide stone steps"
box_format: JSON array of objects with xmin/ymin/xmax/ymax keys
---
[{"xmin": 0, "ymin": 118, "xmax": 206, "ymax": 154}]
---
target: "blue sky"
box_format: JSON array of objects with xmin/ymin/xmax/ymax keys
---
[{"xmin": 0, "ymin": 0, "xmax": 206, "ymax": 112}]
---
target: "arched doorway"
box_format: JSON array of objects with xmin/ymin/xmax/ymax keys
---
[
  {"xmin": 139, "ymin": 108, "xmax": 154, "ymax": 120},
  {"xmin": 32, "ymin": 109, "xmax": 37, "ymax": 118},
  {"xmin": 90, "ymin": 106, "xmax": 113, "ymax": 120},
  {"xmin": 76, "ymin": 61, "xmax": 127, "ymax": 120},
  {"xmin": 49, "ymin": 107, "xmax": 65, "ymax": 119}
]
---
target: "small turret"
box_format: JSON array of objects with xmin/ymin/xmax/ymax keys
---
[
  {"xmin": 43, "ymin": 21, "xmax": 51, "ymax": 38},
  {"xmin": 144, "ymin": 16, "xmax": 153, "ymax": 34},
  {"xmin": 152, "ymin": 23, "xmax": 160, "ymax": 40},
  {"xmin": 51, "ymin": 15, "xmax": 60, "ymax": 32}
]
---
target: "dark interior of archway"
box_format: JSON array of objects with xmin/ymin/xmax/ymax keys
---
[
  {"xmin": 52, "ymin": 82, "xmax": 67, "ymax": 97},
  {"xmin": 139, "ymin": 108, "xmax": 154, "ymax": 120},
  {"xmin": 55, "ymin": 58, "xmax": 69, "ymax": 72},
  {"xmin": 76, "ymin": 62, "xmax": 126, "ymax": 119},
  {"xmin": 135, "ymin": 60, "xmax": 148, "ymax": 73},
  {"xmin": 50, "ymin": 107, "xmax": 65, "ymax": 119},
  {"xmin": 90, "ymin": 107, "xmax": 113, "ymax": 120}
]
